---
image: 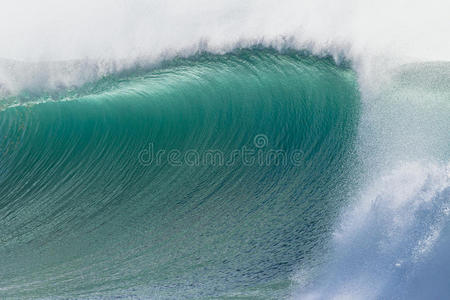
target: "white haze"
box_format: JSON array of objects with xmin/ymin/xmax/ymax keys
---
[
  {"xmin": 0, "ymin": 0, "xmax": 449, "ymax": 62},
  {"xmin": 1, "ymin": 0, "xmax": 448, "ymax": 95}
]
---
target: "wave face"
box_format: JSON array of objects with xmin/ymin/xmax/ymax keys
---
[{"xmin": 0, "ymin": 50, "xmax": 360, "ymax": 298}]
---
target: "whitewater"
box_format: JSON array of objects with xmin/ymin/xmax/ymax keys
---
[{"xmin": 0, "ymin": 1, "xmax": 449, "ymax": 299}]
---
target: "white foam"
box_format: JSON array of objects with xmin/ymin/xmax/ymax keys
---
[
  {"xmin": 294, "ymin": 162, "xmax": 450, "ymax": 299},
  {"xmin": 0, "ymin": 0, "xmax": 449, "ymax": 94}
]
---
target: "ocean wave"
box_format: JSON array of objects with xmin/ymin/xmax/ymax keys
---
[{"xmin": 0, "ymin": 50, "xmax": 360, "ymax": 298}]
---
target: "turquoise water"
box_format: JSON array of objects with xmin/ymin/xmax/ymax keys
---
[
  {"xmin": 0, "ymin": 50, "xmax": 360, "ymax": 298},
  {"xmin": 1, "ymin": 49, "xmax": 449, "ymax": 299}
]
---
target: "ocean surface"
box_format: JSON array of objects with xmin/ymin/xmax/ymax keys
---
[{"xmin": 0, "ymin": 2, "xmax": 449, "ymax": 299}]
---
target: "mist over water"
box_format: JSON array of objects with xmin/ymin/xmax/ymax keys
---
[
  {"xmin": 1, "ymin": 0, "xmax": 449, "ymax": 95},
  {"xmin": 0, "ymin": 1, "xmax": 449, "ymax": 299},
  {"xmin": 295, "ymin": 62, "xmax": 450, "ymax": 298}
]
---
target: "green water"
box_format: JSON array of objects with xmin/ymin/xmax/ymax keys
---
[{"xmin": 0, "ymin": 49, "xmax": 360, "ymax": 298}]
